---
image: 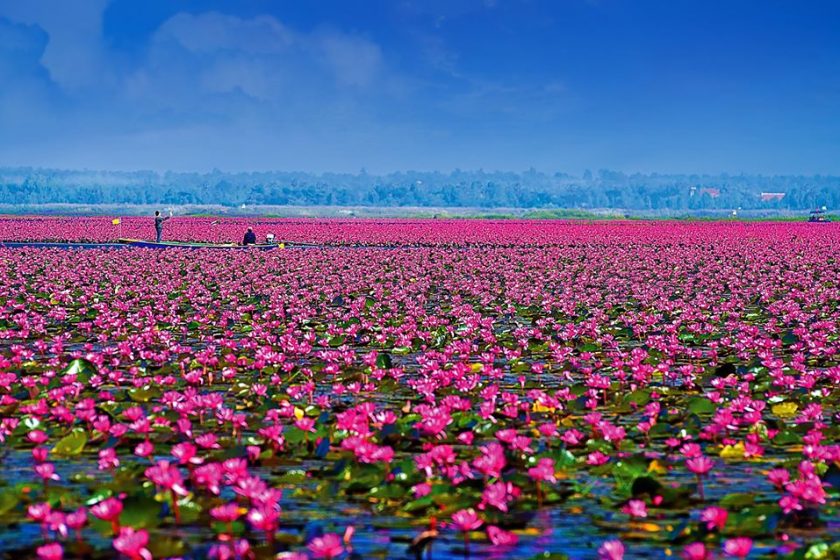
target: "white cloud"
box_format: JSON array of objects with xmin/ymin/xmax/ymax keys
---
[
  {"xmin": 145, "ymin": 11, "xmax": 383, "ymax": 102},
  {"xmin": 156, "ymin": 12, "xmax": 294, "ymax": 55},
  {"xmin": 0, "ymin": 1, "xmax": 570, "ymax": 172},
  {"xmin": 0, "ymin": 0, "xmax": 111, "ymax": 91},
  {"xmin": 315, "ymin": 31, "xmax": 383, "ymax": 87}
]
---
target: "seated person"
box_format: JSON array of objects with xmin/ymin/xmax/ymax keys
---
[{"xmin": 243, "ymin": 227, "xmax": 257, "ymax": 245}]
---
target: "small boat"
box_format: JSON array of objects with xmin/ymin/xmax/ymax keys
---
[
  {"xmin": 118, "ymin": 239, "xmax": 284, "ymax": 250},
  {"xmin": 807, "ymin": 208, "xmax": 831, "ymax": 223},
  {"xmin": 0, "ymin": 241, "xmax": 128, "ymax": 249}
]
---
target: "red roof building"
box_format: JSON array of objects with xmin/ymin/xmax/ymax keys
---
[{"xmin": 760, "ymin": 192, "xmax": 786, "ymax": 202}]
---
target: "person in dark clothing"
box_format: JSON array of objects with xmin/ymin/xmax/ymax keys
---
[
  {"xmin": 154, "ymin": 210, "xmax": 171, "ymax": 242},
  {"xmin": 243, "ymin": 227, "xmax": 257, "ymax": 245}
]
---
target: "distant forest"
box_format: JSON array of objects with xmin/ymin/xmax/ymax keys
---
[{"xmin": 1, "ymin": 167, "xmax": 838, "ymax": 210}]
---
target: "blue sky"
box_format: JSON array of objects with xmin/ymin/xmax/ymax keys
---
[{"xmin": 0, "ymin": 0, "xmax": 838, "ymax": 174}]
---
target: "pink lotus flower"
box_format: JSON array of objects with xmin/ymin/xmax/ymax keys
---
[
  {"xmin": 561, "ymin": 429, "xmax": 585, "ymax": 446},
  {"xmin": 32, "ymin": 446, "xmax": 49, "ymax": 463},
  {"xmin": 65, "ymin": 508, "xmax": 87, "ymax": 531},
  {"xmin": 195, "ymin": 433, "xmax": 221, "ymax": 449},
  {"xmin": 479, "ymin": 481, "xmax": 521, "ymax": 513},
  {"xmin": 701, "ymin": 506, "xmax": 728, "ymax": 531},
  {"xmin": 528, "ymin": 457, "xmax": 557, "ymax": 483},
  {"xmin": 46, "ymin": 511, "xmax": 68, "ymax": 538},
  {"xmin": 682, "ymin": 542, "xmax": 710, "ymax": 560},
  {"xmin": 35, "ymin": 462, "xmax": 60, "ymax": 482},
  {"xmin": 767, "ymin": 468, "xmax": 789, "ymax": 488},
  {"xmin": 246, "ymin": 505, "xmax": 280, "ymax": 532},
  {"xmin": 27, "ymin": 430, "xmax": 49, "ymax": 444},
  {"xmin": 680, "ymin": 443, "xmax": 702, "ymax": 458},
  {"xmin": 36, "ymin": 542, "xmax": 63, "ymax": 560},
  {"xmin": 113, "ymin": 527, "xmax": 152, "ymax": 560},
  {"xmin": 457, "ymin": 431, "xmax": 475, "ymax": 445},
  {"xmin": 487, "ymin": 525, "xmax": 518, "ymax": 546},
  {"xmin": 686, "ymin": 456, "xmax": 714, "ymax": 475},
  {"xmin": 144, "ymin": 460, "xmax": 188, "ymax": 496},
  {"xmin": 4, "ymin": 219, "xmax": 840, "ymax": 559},
  {"xmin": 622, "ymin": 499, "xmax": 648, "ymax": 518},
  {"xmin": 172, "ymin": 442, "xmax": 202, "ymax": 465},
  {"xmin": 723, "ymin": 537, "xmax": 752, "ymax": 558},
  {"xmin": 413, "ymin": 482, "xmax": 432, "ymax": 498},
  {"xmin": 210, "ymin": 502, "xmax": 242, "ymax": 523},
  {"xmin": 27, "ymin": 502, "xmax": 51, "ymax": 522},
  {"xmin": 90, "ymin": 497, "xmax": 123, "ymax": 533},
  {"xmin": 779, "ymin": 495, "xmax": 802, "ymax": 514},
  {"xmin": 98, "ymin": 448, "xmax": 120, "ymax": 470},
  {"xmin": 687, "ymin": 455, "xmax": 714, "ymax": 500},
  {"xmin": 587, "ymin": 451, "xmax": 610, "ymax": 466},
  {"xmin": 598, "ymin": 539, "xmax": 625, "ymax": 560},
  {"xmin": 295, "ymin": 417, "xmax": 317, "ymax": 432},
  {"xmin": 451, "ymin": 508, "xmax": 483, "ymax": 532},
  {"xmin": 307, "ymin": 533, "xmax": 344, "ymax": 559},
  {"xmin": 134, "ymin": 441, "xmax": 154, "ymax": 458}
]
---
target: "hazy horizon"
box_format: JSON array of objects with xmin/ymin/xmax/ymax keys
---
[
  {"xmin": 1, "ymin": 0, "xmax": 839, "ymax": 176},
  {"xmin": 4, "ymin": 164, "xmax": 840, "ymax": 179}
]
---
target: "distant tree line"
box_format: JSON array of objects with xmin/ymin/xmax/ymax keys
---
[{"xmin": 0, "ymin": 167, "xmax": 837, "ymax": 210}]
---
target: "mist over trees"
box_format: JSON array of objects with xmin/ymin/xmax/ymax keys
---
[{"xmin": 1, "ymin": 167, "xmax": 837, "ymax": 211}]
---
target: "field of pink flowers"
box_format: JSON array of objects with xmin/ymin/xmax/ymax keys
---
[
  {"xmin": 2, "ymin": 216, "xmax": 839, "ymax": 247},
  {"xmin": 0, "ymin": 219, "xmax": 838, "ymax": 560}
]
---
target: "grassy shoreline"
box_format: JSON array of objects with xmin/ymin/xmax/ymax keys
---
[{"xmin": 0, "ymin": 203, "xmax": 834, "ymax": 222}]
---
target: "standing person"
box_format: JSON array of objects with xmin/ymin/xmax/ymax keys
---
[
  {"xmin": 154, "ymin": 210, "xmax": 171, "ymax": 242},
  {"xmin": 243, "ymin": 227, "xmax": 257, "ymax": 245}
]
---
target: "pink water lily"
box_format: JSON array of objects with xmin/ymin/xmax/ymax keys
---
[
  {"xmin": 723, "ymin": 537, "xmax": 752, "ymax": 558},
  {"xmin": 112, "ymin": 527, "xmax": 152, "ymax": 560},
  {"xmin": 0, "ymin": 219, "xmax": 838, "ymax": 558},
  {"xmin": 622, "ymin": 499, "xmax": 648, "ymax": 518},
  {"xmin": 307, "ymin": 533, "xmax": 344, "ymax": 559},
  {"xmin": 451, "ymin": 508, "xmax": 483, "ymax": 532},
  {"xmin": 682, "ymin": 542, "xmax": 710, "ymax": 560},
  {"xmin": 36, "ymin": 542, "xmax": 63, "ymax": 560},
  {"xmin": 701, "ymin": 506, "xmax": 728, "ymax": 531},
  {"xmin": 598, "ymin": 539, "xmax": 625, "ymax": 560},
  {"xmin": 487, "ymin": 525, "xmax": 518, "ymax": 546}
]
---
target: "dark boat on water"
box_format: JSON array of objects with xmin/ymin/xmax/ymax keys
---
[
  {"xmin": 807, "ymin": 208, "xmax": 831, "ymax": 223},
  {"xmin": 118, "ymin": 238, "xmax": 284, "ymax": 250}
]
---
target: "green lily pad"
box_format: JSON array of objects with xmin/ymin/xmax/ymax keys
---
[
  {"xmin": 127, "ymin": 386, "xmax": 162, "ymax": 403},
  {"xmin": 52, "ymin": 429, "xmax": 88, "ymax": 457},
  {"xmin": 375, "ymin": 352, "xmax": 393, "ymax": 369},
  {"xmin": 63, "ymin": 358, "xmax": 97, "ymax": 380},
  {"xmin": 687, "ymin": 397, "xmax": 716, "ymax": 415},
  {"xmin": 0, "ymin": 489, "xmax": 19, "ymax": 516}
]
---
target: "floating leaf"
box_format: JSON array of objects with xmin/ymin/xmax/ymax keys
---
[
  {"xmin": 128, "ymin": 386, "xmax": 161, "ymax": 403},
  {"xmin": 623, "ymin": 389, "xmax": 652, "ymax": 407},
  {"xmin": 687, "ymin": 397, "xmax": 716, "ymax": 415},
  {"xmin": 0, "ymin": 490, "xmax": 19, "ymax": 516},
  {"xmin": 148, "ymin": 537, "xmax": 187, "ymax": 557},
  {"xmin": 53, "ymin": 429, "xmax": 88, "ymax": 457},
  {"xmin": 64, "ymin": 358, "xmax": 97, "ymax": 379},
  {"xmin": 120, "ymin": 495, "xmax": 161, "ymax": 529},
  {"xmin": 719, "ymin": 493, "xmax": 756, "ymax": 509},
  {"xmin": 375, "ymin": 352, "xmax": 393, "ymax": 369}
]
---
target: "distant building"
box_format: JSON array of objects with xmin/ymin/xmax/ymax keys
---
[
  {"xmin": 760, "ymin": 192, "xmax": 786, "ymax": 202},
  {"xmin": 700, "ymin": 188, "xmax": 720, "ymax": 198}
]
